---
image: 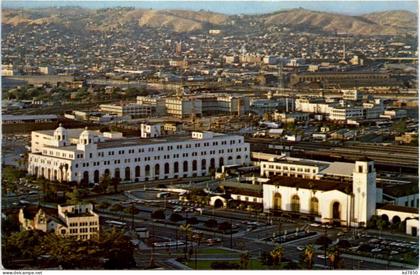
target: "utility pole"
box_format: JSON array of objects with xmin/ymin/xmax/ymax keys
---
[{"xmin": 230, "ymin": 217, "xmax": 233, "ymax": 249}]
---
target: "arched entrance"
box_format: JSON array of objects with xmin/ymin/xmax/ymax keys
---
[
  {"xmin": 273, "ymin": 193, "xmax": 282, "ymax": 210},
  {"xmin": 219, "ymin": 157, "xmax": 224, "ymax": 167},
  {"xmin": 381, "ymin": 214, "xmax": 389, "ymax": 222},
  {"xmin": 201, "ymin": 159, "xmax": 206, "ymax": 171},
  {"xmin": 210, "ymin": 158, "xmax": 215, "ymax": 169},
  {"xmin": 125, "ymin": 167, "xmax": 131, "ymax": 180},
  {"xmin": 104, "ymin": 169, "xmax": 110, "ymax": 177},
  {"xmin": 135, "ymin": 166, "xmax": 140, "ymax": 177},
  {"xmin": 94, "ymin": 170, "xmax": 100, "ymax": 183},
  {"xmin": 214, "ymin": 199, "xmax": 224, "ymax": 208},
  {"xmin": 291, "ymin": 195, "xmax": 300, "ymax": 212},
  {"xmin": 392, "ymin": 216, "xmax": 401, "ymax": 224},
  {"xmin": 164, "ymin": 163, "xmax": 169, "ymax": 174},
  {"xmin": 332, "ymin": 202, "xmax": 340, "ymax": 221},
  {"xmin": 310, "ymin": 197, "xmax": 319, "ymax": 215},
  {"xmin": 174, "ymin": 162, "xmax": 179, "ymax": 173},
  {"xmin": 82, "ymin": 171, "xmax": 89, "ymax": 185},
  {"xmin": 155, "ymin": 164, "xmax": 160, "ymax": 177},
  {"xmin": 114, "ymin": 168, "xmax": 120, "ymax": 180}
]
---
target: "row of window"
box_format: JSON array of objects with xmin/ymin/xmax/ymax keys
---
[
  {"xmin": 263, "ymin": 164, "xmax": 317, "ymax": 174},
  {"xmin": 69, "ymin": 221, "xmax": 98, "ymax": 227},
  {"xmin": 74, "ymin": 149, "xmax": 248, "ymax": 168}
]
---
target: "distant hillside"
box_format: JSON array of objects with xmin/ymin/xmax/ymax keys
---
[
  {"xmin": 259, "ymin": 8, "xmax": 417, "ymax": 35},
  {"xmin": 1, "ymin": 7, "xmax": 417, "ymax": 35}
]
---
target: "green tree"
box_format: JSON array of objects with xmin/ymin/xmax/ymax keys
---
[
  {"xmin": 95, "ymin": 174, "xmax": 111, "ymax": 194},
  {"xmin": 123, "ymin": 205, "xmax": 140, "ymax": 215},
  {"xmin": 392, "ymin": 120, "xmax": 407, "ymax": 134},
  {"xmin": 240, "ymin": 252, "xmax": 250, "ymax": 269},
  {"xmin": 112, "ymin": 177, "xmax": 120, "ymax": 193},
  {"xmin": 66, "ymin": 186, "xmax": 84, "ymax": 204},
  {"xmin": 180, "ymin": 223, "xmax": 192, "ymax": 260},
  {"xmin": 327, "ymin": 247, "xmax": 341, "ymax": 269},
  {"xmin": 303, "ymin": 244, "xmax": 315, "ymax": 269},
  {"xmin": 110, "ymin": 203, "xmax": 124, "ymax": 212},
  {"xmin": 270, "ymin": 245, "xmax": 284, "ymax": 265}
]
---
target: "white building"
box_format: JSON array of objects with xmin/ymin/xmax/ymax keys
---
[
  {"xmin": 165, "ymin": 97, "xmax": 202, "ymax": 118},
  {"xmin": 19, "ymin": 203, "xmax": 100, "ymax": 240},
  {"xmin": 99, "ymin": 103, "xmax": 154, "ymax": 117},
  {"xmin": 28, "ymin": 126, "xmax": 250, "ymax": 184},
  {"xmin": 342, "ymin": 89, "xmax": 362, "ymax": 101},
  {"xmin": 263, "ymin": 159, "xmax": 378, "ymax": 227},
  {"xmin": 140, "ymin": 123, "xmax": 162, "ymax": 138}
]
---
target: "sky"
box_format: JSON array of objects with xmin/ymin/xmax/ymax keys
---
[{"xmin": 1, "ymin": 1, "xmax": 418, "ymax": 15}]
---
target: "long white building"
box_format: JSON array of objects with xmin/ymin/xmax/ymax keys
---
[{"xmin": 28, "ymin": 125, "xmax": 250, "ymax": 184}]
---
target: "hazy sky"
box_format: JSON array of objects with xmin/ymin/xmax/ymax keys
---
[{"xmin": 2, "ymin": 1, "xmax": 418, "ymax": 15}]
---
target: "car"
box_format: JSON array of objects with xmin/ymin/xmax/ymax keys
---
[
  {"xmin": 29, "ymin": 191, "xmax": 38, "ymax": 195},
  {"xmin": 317, "ymin": 255, "xmax": 327, "ymax": 259},
  {"xmin": 310, "ymin": 223, "xmax": 321, "ymax": 227},
  {"xmin": 296, "ymin": 246, "xmax": 304, "ymax": 251},
  {"xmin": 371, "ymin": 248, "xmax": 382, "ymax": 252},
  {"xmin": 194, "ymin": 208, "xmax": 203, "ymax": 214},
  {"xmin": 207, "ymin": 238, "xmax": 221, "ymax": 245},
  {"xmin": 390, "ymin": 250, "xmax": 399, "ymax": 255},
  {"xmin": 337, "ymin": 232, "xmax": 344, "ymax": 237}
]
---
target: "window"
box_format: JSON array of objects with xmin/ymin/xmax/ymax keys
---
[{"xmin": 291, "ymin": 195, "xmax": 300, "ymax": 212}]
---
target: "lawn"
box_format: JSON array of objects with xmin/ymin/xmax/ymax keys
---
[
  {"xmin": 197, "ymin": 248, "xmax": 239, "ymax": 255},
  {"xmin": 185, "ymin": 259, "xmax": 267, "ymax": 270}
]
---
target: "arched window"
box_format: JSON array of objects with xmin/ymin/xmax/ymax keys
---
[
  {"xmin": 192, "ymin": 160, "xmax": 197, "ymax": 171},
  {"xmin": 94, "ymin": 170, "xmax": 99, "ymax": 183},
  {"xmin": 164, "ymin": 163, "xmax": 170, "ymax": 174},
  {"xmin": 219, "ymin": 157, "xmax": 224, "ymax": 167},
  {"xmin": 114, "ymin": 168, "xmax": 120, "ymax": 180},
  {"xmin": 310, "ymin": 197, "xmax": 319, "ymax": 215},
  {"xmin": 210, "ymin": 158, "xmax": 215, "ymax": 169},
  {"xmin": 183, "ymin": 161, "xmax": 188, "ymax": 172},
  {"xmin": 135, "ymin": 166, "xmax": 140, "ymax": 177},
  {"xmin": 174, "ymin": 162, "xmax": 179, "ymax": 173},
  {"xmin": 145, "ymin": 165, "xmax": 150, "ymax": 177},
  {"xmin": 291, "ymin": 195, "xmax": 300, "ymax": 212},
  {"xmin": 273, "ymin": 193, "xmax": 281, "ymax": 210},
  {"xmin": 201, "ymin": 159, "xmax": 206, "ymax": 171},
  {"xmin": 155, "ymin": 164, "xmax": 160, "ymax": 176},
  {"xmin": 125, "ymin": 167, "xmax": 131, "ymax": 180}
]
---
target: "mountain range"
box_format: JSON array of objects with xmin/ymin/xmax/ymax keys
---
[{"xmin": 2, "ymin": 7, "xmax": 417, "ymax": 36}]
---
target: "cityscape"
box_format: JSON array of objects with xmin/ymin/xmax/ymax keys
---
[{"xmin": 1, "ymin": 0, "xmax": 418, "ymax": 271}]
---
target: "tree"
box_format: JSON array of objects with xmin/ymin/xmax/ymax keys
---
[
  {"xmin": 240, "ymin": 252, "xmax": 250, "ymax": 269},
  {"xmin": 66, "ymin": 186, "xmax": 83, "ymax": 204},
  {"xmin": 376, "ymin": 219, "xmax": 387, "ymax": 237},
  {"xmin": 270, "ymin": 245, "xmax": 284, "ymax": 265},
  {"xmin": 170, "ymin": 213, "xmax": 184, "ymax": 222},
  {"xmin": 151, "ymin": 209, "xmax": 165, "ymax": 220},
  {"xmin": 392, "ymin": 120, "xmax": 407, "ymax": 135},
  {"xmin": 218, "ymin": 221, "xmax": 231, "ymax": 232},
  {"xmin": 180, "ymin": 223, "xmax": 192, "ymax": 260},
  {"xmin": 110, "ymin": 203, "xmax": 124, "ymax": 212},
  {"xmin": 303, "ymin": 244, "xmax": 315, "ymax": 269},
  {"xmin": 205, "ymin": 219, "xmax": 217, "ymax": 228},
  {"xmin": 327, "ymin": 247, "xmax": 341, "ymax": 269},
  {"xmin": 111, "ymin": 177, "xmax": 120, "ymax": 193},
  {"xmin": 123, "ymin": 205, "xmax": 140, "ymax": 215},
  {"xmin": 95, "ymin": 175, "xmax": 111, "ymax": 194}
]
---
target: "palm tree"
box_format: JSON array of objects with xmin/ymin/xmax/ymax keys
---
[
  {"xmin": 270, "ymin": 245, "xmax": 284, "ymax": 266},
  {"xmin": 303, "ymin": 244, "xmax": 315, "ymax": 269},
  {"xmin": 179, "ymin": 223, "xmax": 192, "ymax": 260},
  {"xmin": 240, "ymin": 252, "xmax": 250, "ymax": 269},
  {"xmin": 327, "ymin": 247, "xmax": 341, "ymax": 269}
]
